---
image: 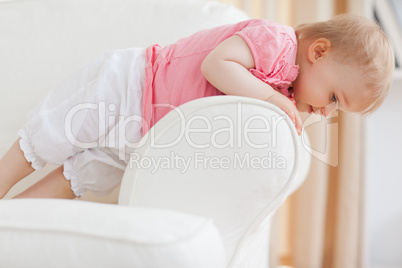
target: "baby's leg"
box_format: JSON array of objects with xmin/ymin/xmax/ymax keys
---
[
  {"xmin": 7, "ymin": 48, "xmax": 145, "ymax": 199},
  {"xmin": 13, "ymin": 166, "xmax": 75, "ymax": 199},
  {"xmin": 0, "ymin": 138, "xmax": 35, "ymax": 199}
]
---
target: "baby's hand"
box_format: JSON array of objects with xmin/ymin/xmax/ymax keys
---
[{"xmin": 265, "ymin": 92, "xmax": 302, "ymax": 135}]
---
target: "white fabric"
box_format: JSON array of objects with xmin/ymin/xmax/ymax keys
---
[
  {"xmin": 0, "ymin": 199, "xmax": 226, "ymax": 268},
  {"xmin": 119, "ymin": 96, "xmax": 305, "ymax": 268},
  {"xmin": 18, "ymin": 48, "xmax": 146, "ymax": 197}
]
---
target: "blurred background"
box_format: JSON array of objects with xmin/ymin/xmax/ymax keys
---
[{"xmin": 207, "ymin": 0, "xmax": 402, "ymax": 268}]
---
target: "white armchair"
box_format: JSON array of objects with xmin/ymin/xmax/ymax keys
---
[{"xmin": 0, "ymin": 0, "xmax": 311, "ymax": 267}]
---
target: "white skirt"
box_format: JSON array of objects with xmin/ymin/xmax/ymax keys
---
[{"xmin": 18, "ymin": 48, "xmax": 146, "ymax": 197}]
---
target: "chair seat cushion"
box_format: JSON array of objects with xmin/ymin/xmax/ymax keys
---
[{"xmin": 0, "ymin": 199, "xmax": 225, "ymax": 268}]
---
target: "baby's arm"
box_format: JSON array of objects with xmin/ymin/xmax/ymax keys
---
[{"xmin": 201, "ymin": 35, "xmax": 302, "ymax": 135}]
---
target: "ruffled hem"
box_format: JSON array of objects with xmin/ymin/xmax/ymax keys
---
[
  {"xmin": 63, "ymin": 158, "xmax": 85, "ymax": 197},
  {"xmin": 17, "ymin": 128, "xmax": 46, "ymax": 170}
]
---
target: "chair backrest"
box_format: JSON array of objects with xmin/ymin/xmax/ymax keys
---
[
  {"xmin": 0, "ymin": 0, "xmax": 249, "ymax": 200},
  {"xmin": 0, "ymin": 0, "xmax": 249, "ymax": 140},
  {"xmin": 119, "ymin": 96, "xmax": 310, "ymax": 267}
]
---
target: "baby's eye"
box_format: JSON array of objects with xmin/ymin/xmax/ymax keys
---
[{"xmin": 331, "ymin": 93, "xmax": 337, "ymax": 103}]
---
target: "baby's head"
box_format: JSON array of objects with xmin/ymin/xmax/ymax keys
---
[{"xmin": 292, "ymin": 14, "xmax": 394, "ymax": 116}]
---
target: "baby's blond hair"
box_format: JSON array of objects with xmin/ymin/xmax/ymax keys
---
[{"xmin": 296, "ymin": 14, "xmax": 395, "ymax": 114}]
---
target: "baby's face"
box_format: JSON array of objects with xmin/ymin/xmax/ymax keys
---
[{"xmin": 292, "ymin": 54, "xmax": 371, "ymax": 116}]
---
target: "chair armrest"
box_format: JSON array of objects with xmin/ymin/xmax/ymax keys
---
[{"xmin": 119, "ymin": 96, "xmax": 310, "ymax": 267}]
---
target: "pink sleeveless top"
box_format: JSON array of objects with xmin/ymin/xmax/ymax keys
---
[{"xmin": 142, "ymin": 19, "xmax": 298, "ymax": 136}]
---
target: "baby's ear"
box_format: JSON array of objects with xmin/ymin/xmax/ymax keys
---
[{"xmin": 308, "ymin": 38, "xmax": 331, "ymax": 63}]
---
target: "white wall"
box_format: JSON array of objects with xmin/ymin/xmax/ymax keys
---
[{"xmin": 363, "ymin": 69, "xmax": 402, "ymax": 268}]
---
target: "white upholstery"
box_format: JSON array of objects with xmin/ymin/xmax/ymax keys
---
[
  {"xmin": 0, "ymin": 0, "xmax": 310, "ymax": 267},
  {"xmin": 0, "ymin": 199, "xmax": 225, "ymax": 268}
]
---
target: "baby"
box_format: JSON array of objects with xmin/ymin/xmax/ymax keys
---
[{"xmin": 0, "ymin": 14, "xmax": 394, "ymax": 199}]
